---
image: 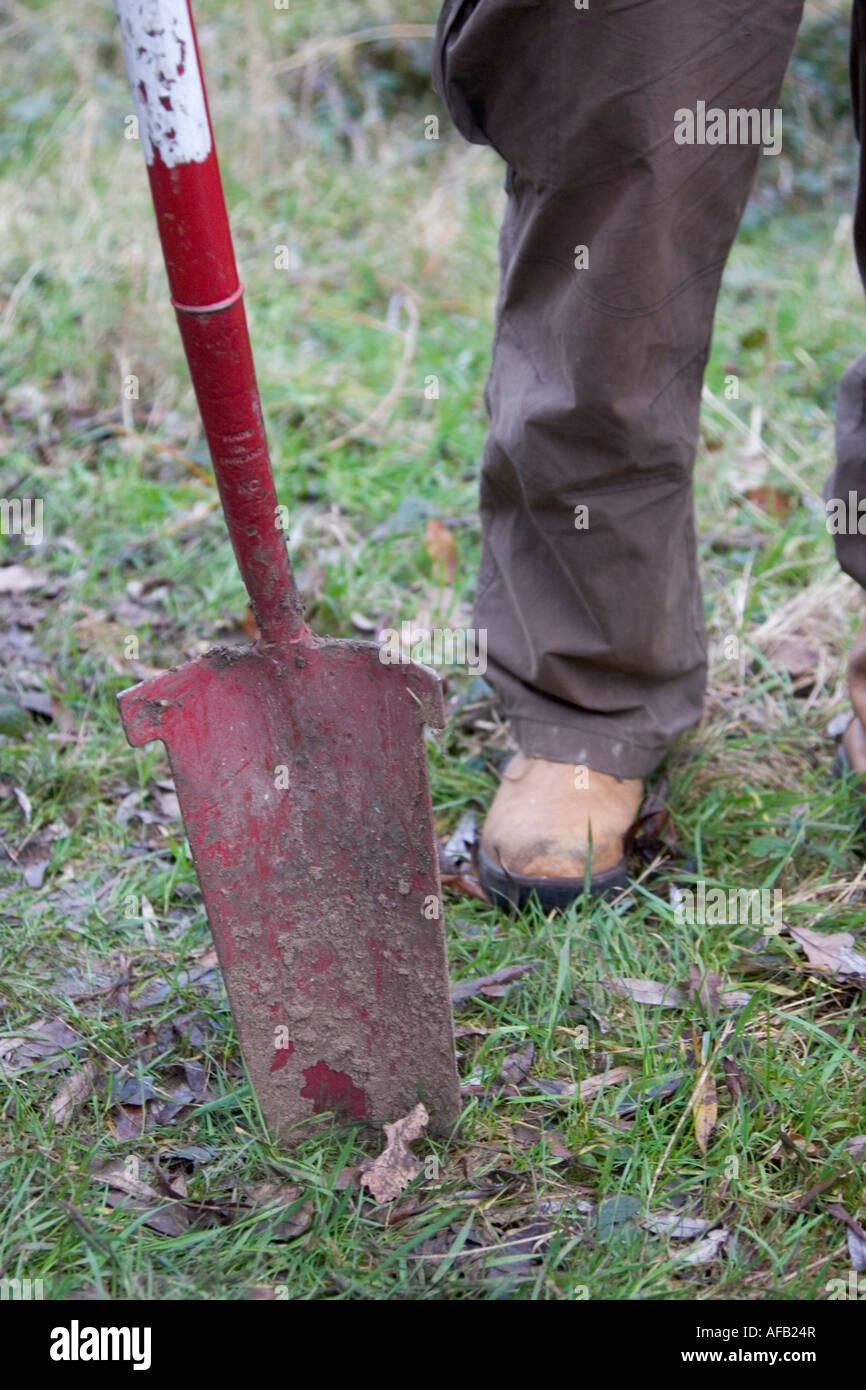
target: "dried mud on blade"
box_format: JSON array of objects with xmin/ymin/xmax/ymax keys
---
[
  {"xmin": 119, "ymin": 637, "xmax": 460, "ymax": 1138},
  {"xmin": 114, "ymin": 0, "xmax": 459, "ymax": 1142}
]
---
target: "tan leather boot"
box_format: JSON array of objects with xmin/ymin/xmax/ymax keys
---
[
  {"xmin": 838, "ymin": 616, "xmax": 866, "ymax": 779},
  {"xmin": 478, "ymin": 753, "xmax": 643, "ymax": 910}
]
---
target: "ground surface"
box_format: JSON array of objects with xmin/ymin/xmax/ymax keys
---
[{"xmin": 1, "ymin": 0, "xmax": 865, "ymax": 1300}]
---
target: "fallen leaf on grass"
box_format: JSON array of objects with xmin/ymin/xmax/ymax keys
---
[
  {"xmin": 424, "ymin": 517, "xmax": 457, "ymax": 583},
  {"xmin": 825, "ymin": 1203, "xmax": 866, "ymax": 1272},
  {"xmin": 676, "ymin": 1227, "xmax": 729, "ymax": 1265},
  {"xmin": 484, "ymin": 1221, "xmax": 553, "ymax": 1279},
  {"xmin": 642, "ymin": 1213, "xmax": 710, "ymax": 1239},
  {"xmin": 844, "ymin": 1135, "xmax": 866, "ymax": 1163},
  {"xmin": 49, "ymin": 1061, "xmax": 100, "ymax": 1125},
  {"xmin": 438, "ymin": 867, "xmax": 490, "ymax": 903},
  {"xmin": 102, "ymin": 1191, "xmax": 189, "ymax": 1237},
  {"xmin": 722, "ymin": 1055, "xmax": 749, "ymax": 1101},
  {"xmin": 451, "ymin": 961, "xmax": 540, "ymax": 1005},
  {"xmin": 442, "ymin": 811, "xmax": 478, "ymax": 866},
  {"xmin": 111, "ymin": 1105, "xmax": 146, "ymax": 1140},
  {"xmin": 790, "ymin": 927, "xmax": 866, "ymax": 981},
  {"xmin": 90, "ymin": 1159, "xmax": 190, "ymax": 1237},
  {"xmin": 130, "ymin": 946, "xmax": 220, "ymax": 1009},
  {"xmin": 762, "ymin": 635, "xmax": 819, "ymax": 693},
  {"xmin": 498, "ymin": 1042, "xmax": 535, "ymax": 1087},
  {"xmin": 847, "ymin": 1229, "xmax": 866, "ymax": 1273},
  {"xmin": 22, "ymin": 856, "xmax": 51, "ymax": 889},
  {"xmin": 244, "ymin": 1183, "xmax": 313, "ymax": 1241},
  {"xmin": 0, "ymin": 564, "xmax": 48, "ymax": 594},
  {"xmin": 743, "ymin": 485, "xmax": 795, "ymax": 518},
  {"xmin": 624, "ymin": 778, "xmax": 678, "ymax": 858},
  {"xmin": 531, "ymin": 1065, "xmax": 632, "ymax": 1101},
  {"xmin": 607, "ymin": 976, "xmax": 686, "ymax": 1007},
  {"xmin": 688, "ymin": 964, "xmax": 720, "ymax": 1016},
  {"xmin": 359, "ymin": 1102, "xmax": 429, "ymax": 1203},
  {"xmin": 90, "ymin": 1158, "xmax": 162, "ymax": 1202},
  {"xmin": 691, "ymin": 1059, "xmax": 718, "ymax": 1156},
  {"xmin": 437, "ymin": 841, "xmax": 489, "ymax": 903},
  {"xmin": 0, "ymin": 1017, "xmax": 81, "ymax": 1075},
  {"xmin": 580, "ymin": 1065, "xmax": 632, "ymax": 1102},
  {"xmin": 604, "ymin": 976, "xmax": 752, "ymax": 1010},
  {"xmin": 544, "ymin": 1131, "xmax": 574, "ymax": 1160},
  {"xmin": 615, "ymin": 1073, "xmax": 683, "ymax": 1117}
]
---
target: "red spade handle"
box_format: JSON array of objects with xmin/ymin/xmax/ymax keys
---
[{"xmin": 116, "ymin": 0, "xmax": 304, "ymax": 645}]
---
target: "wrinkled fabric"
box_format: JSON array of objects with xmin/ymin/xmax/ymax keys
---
[{"xmin": 435, "ymin": 0, "xmax": 866, "ymax": 776}]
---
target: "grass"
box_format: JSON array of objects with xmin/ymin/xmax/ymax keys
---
[{"xmin": 1, "ymin": 0, "xmax": 865, "ymax": 1300}]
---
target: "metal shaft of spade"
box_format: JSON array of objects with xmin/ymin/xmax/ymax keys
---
[{"xmin": 117, "ymin": 0, "xmax": 302, "ymax": 647}]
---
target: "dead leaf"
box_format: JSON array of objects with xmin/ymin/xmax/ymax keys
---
[
  {"xmin": 90, "ymin": 1158, "xmax": 161, "ymax": 1202},
  {"xmin": 825, "ymin": 1203, "xmax": 866, "ymax": 1272},
  {"xmin": 0, "ymin": 1017, "xmax": 81, "ymax": 1075},
  {"xmin": 722, "ymin": 1055, "xmax": 749, "ymax": 1101},
  {"xmin": 743, "ymin": 485, "xmax": 795, "ymax": 518},
  {"xmin": 424, "ymin": 518, "xmax": 457, "ymax": 583},
  {"xmin": 102, "ymin": 1190, "xmax": 189, "ymax": 1237},
  {"xmin": 12, "ymin": 787, "xmax": 31, "ymax": 823},
  {"xmin": 22, "ymin": 857, "xmax": 50, "ymax": 889},
  {"xmin": 0, "ymin": 565, "xmax": 48, "ymax": 594},
  {"xmin": 606, "ymin": 977, "xmax": 687, "ymax": 1007},
  {"xmin": 49, "ymin": 1061, "xmax": 100, "ymax": 1124},
  {"xmin": 848, "ymin": 1228, "xmax": 866, "ymax": 1272},
  {"xmin": 439, "ymin": 867, "xmax": 490, "ymax": 903},
  {"xmin": 688, "ymin": 965, "xmax": 720, "ymax": 1016},
  {"xmin": 152, "ymin": 787, "xmax": 180, "ymax": 821},
  {"xmin": 579, "ymin": 1065, "xmax": 632, "ymax": 1102},
  {"xmin": 451, "ymin": 961, "xmax": 540, "ymax": 1005},
  {"xmin": 498, "ymin": 1042, "xmax": 535, "ymax": 1087},
  {"xmin": 530, "ymin": 1065, "xmax": 632, "ymax": 1101},
  {"xmin": 442, "ymin": 811, "xmax": 478, "ymax": 866},
  {"xmin": 624, "ymin": 778, "xmax": 678, "ymax": 857},
  {"xmin": 544, "ymin": 1132, "xmax": 574, "ymax": 1160},
  {"xmin": 691, "ymin": 1063, "xmax": 718, "ymax": 1156},
  {"xmin": 844, "ymin": 1135, "xmax": 866, "ymax": 1163},
  {"xmin": 643, "ymin": 1213, "xmax": 710, "ymax": 1239},
  {"xmin": 140, "ymin": 896, "xmax": 158, "ymax": 945},
  {"xmin": 244, "ymin": 1183, "xmax": 313, "ymax": 1240},
  {"xmin": 359, "ymin": 1102, "xmax": 430, "ymax": 1203},
  {"xmin": 676, "ymin": 1227, "xmax": 729, "ymax": 1264},
  {"xmin": 111, "ymin": 1105, "xmax": 146, "ymax": 1140},
  {"xmin": 604, "ymin": 976, "xmax": 750, "ymax": 1012},
  {"xmin": 790, "ymin": 926, "xmax": 866, "ymax": 980},
  {"xmin": 762, "ymin": 635, "xmax": 818, "ymax": 692}
]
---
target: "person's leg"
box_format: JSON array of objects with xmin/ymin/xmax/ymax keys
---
[
  {"xmin": 437, "ymin": 0, "xmax": 804, "ymax": 776},
  {"xmin": 434, "ymin": 0, "xmax": 804, "ymax": 903},
  {"xmin": 832, "ymin": 0, "xmax": 866, "ymax": 778}
]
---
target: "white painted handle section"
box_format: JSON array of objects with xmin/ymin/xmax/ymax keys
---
[{"xmin": 116, "ymin": 0, "xmax": 212, "ymax": 167}]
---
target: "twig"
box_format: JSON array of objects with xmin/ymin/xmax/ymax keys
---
[{"xmin": 103, "ymin": 424, "xmax": 215, "ymax": 488}]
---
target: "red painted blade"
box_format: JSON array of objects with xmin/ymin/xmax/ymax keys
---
[{"xmin": 118, "ymin": 637, "xmax": 461, "ymax": 1138}]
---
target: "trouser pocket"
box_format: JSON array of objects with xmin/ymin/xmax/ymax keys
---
[{"xmin": 433, "ymin": 0, "xmax": 558, "ymax": 187}]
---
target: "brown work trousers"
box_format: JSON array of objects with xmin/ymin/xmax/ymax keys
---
[{"xmin": 434, "ymin": 0, "xmax": 866, "ymax": 777}]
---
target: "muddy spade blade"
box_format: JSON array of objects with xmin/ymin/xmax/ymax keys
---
[{"xmin": 114, "ymin": 0, "xmax": 460, "ymax": 1138}]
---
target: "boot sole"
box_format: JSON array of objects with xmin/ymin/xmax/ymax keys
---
[{"xmin": 478, "ymin": 847, "xmax": 630, "ymax": 913}]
